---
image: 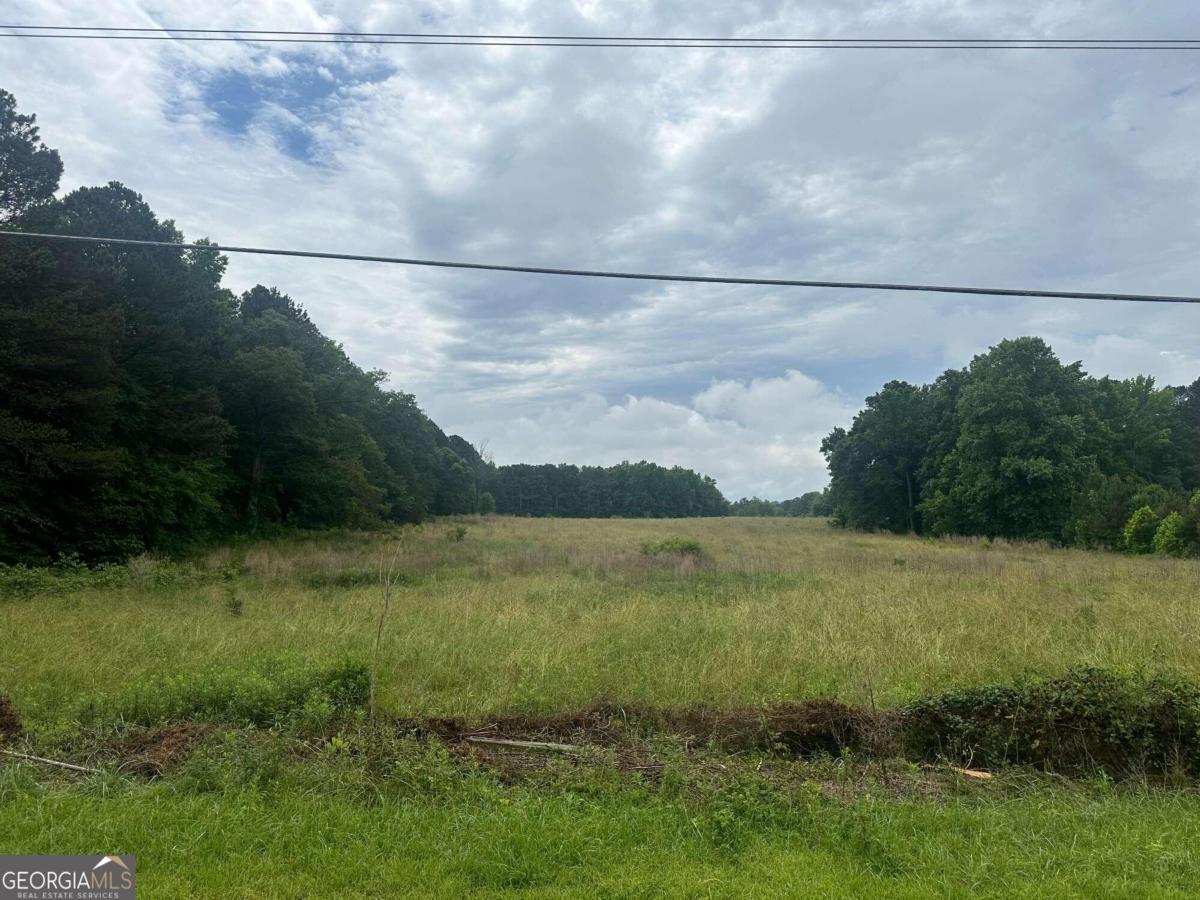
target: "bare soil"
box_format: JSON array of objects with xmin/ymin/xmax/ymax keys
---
[
  {"xmin": 111, "ymin": 722, "xmax": 212, "ymax": 777},
  {"xmin": 0, "ymin": 695, "xmax": 20, "ymax": 743},
  {"xmin": 400, "ymin": 699, "xmax": 896, "ymax": 758}
]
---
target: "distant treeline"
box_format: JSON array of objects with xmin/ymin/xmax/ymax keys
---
[
  {"xmin": 728, "ymin": 492, "xmax": 831, "ymax": 517},
  {"xmin": 823, "ymin": 337, "xmax": 1200, "ymax": 554},
  {"xmin": 0, "ymin": 89, "xmax": 735, "ymax": 563},
  {"xmin": 447, "ymin": 452, "xmax": 730, "ymax": 519}
]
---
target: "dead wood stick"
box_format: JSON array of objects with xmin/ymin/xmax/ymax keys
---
[
  {"xmin": 464, "ymin": 736, "xmax": 581, "ymax": 753},
  {"xmin": 0, "ymin": 749, "xmax": 101, "ymax": 774},
  {"xmin": 917, "ymin": 762, "xmax": 992, "ymax": 779}
]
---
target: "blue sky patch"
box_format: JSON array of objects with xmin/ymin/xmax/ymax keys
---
[{"xmin": 186, "ymin": 57, "xmax": 392, "ymax": 163}]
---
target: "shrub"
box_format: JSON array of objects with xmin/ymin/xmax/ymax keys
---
[
  {"xmin": 1153, "ymin": 512, "xmax": 1188, "ymax": 557},
  {"xmin": 641, "ymin": 537, "xmax": 705, "ymax": 557},
  {"xmin": 448, "ymin": 525, "xmax": 468, "ymax": 543},
  {"xmin": 1122, "ymin": 506, "xmax": 1160, "ymax": 554},
  {"xmin": 0, "ymin": 556, "xmax": 202, "ymax": 600},
  {"xmin": 76, "ymin": 657, "xmax": 369, "ymax": 728},
  {"xmin": 905, "ymin": 667, "xmax": 1200, "ymax": 777}
]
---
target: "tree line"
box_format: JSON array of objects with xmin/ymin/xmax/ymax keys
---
[
  {"xmin": 0, "ymin": 89, "xmax": 736, "ymax": 563},
  {"xmin": 0, "ymin": 88, "xmax": 480, "ymax": 561},
  {"xmin": 821, "ymin": 337, "xmax": 1200, "ymax": 554},
  {"xmin": 728, "ymin": 492, "xmax": 831, "ymax": 517},
  {"xmin": 467, "ymin": 459, "xmax": 730, "ymax": 518}
]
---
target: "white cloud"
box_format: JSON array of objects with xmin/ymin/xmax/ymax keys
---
[{"xmin": 465, "ymin": 369, "xmax": 856, "ymax": 498}]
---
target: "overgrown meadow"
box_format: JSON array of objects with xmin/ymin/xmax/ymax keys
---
[
  {"xmin": 4, "ymin": 517, "xmax": 1200, "ymax": 896},
  {"xmin": 5, "ymin": 516, "xmax": 1198, "ymax": 728}
]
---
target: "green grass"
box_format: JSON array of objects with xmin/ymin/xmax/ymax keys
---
[
  {"xmin": 4, "ymin": 517, "xmax": 1199, "ymax": 729},
  {"xmin": 4, "ymin": 517, "xmax": 1200, "ymax": 896},
  {"xmin": 3, "ymin": 760, "xmax": 1200, "ymax": 897}
]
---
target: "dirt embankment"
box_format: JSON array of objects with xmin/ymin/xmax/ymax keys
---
[
  {"xmin": 403, "ymin": 699, "xmax": 895, "ymax": 757},
  {"xmin": 7, "ymin": 667, "xmax": 1199, "ymax": 783}
]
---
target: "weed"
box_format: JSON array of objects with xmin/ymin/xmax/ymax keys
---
[
  {"xmin": 905, "ymin": 666, "xmax": 1200, "ymax": 777},
  {"xmin": 641, "ymin": 537, "xmax": 704, "ymax": 557},
  {"xmin": 223, "ymin": 587, "xmax": 243, "ymax": 617},
  {"xmin": 75, "ymin": 657, "xmax": 369, "ymax": 729},
  {"xmin": 176, "ymin": 729, "xmax": 287, "ymax": 793}
]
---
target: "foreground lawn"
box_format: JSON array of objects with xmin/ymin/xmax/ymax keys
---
[
  {"xmin": 3, "ymin": 516, "xmax": 1198, "ymax": 728},
  {"xmin": 2, "ymin": 769, "xmax": 1199, "ymax": 898}
]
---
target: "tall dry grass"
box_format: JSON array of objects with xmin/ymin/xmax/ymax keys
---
[{"xmin": 3, "ymin": 516, "xmax": 1198, "ymax": 727}]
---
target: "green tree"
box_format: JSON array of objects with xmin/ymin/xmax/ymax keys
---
[
  {"xmin": 1178, "ymin": 378, "xmax": 1200, "ymax": 489},
  {"xmin": 1122, "ymin": 506, "xmax": 1160, "ymax": 554},
  {"xmin": 1065, "ymin": 473, "xmax": 1146, "ymax": 549},
  {"xmin": 432, "ymin": 447, "xmax": 475, "ymax": 515},
  {"xmin": 808, "ymin": 488, "xmax": 833, "ymax": 517},
  {"xmin": 920, "ymin": 338, "xmax": 1096, "ymax": 541},
  {"xmin": 0, "ymin": 88, "xmax": 62, "ymax": 222},
  {"xmin": 221, "ymin": 347, "xmax": 321, "ymax": 531},
  {"xmin": 1152, "ymin": 512, "xmax": 1188, "ymax": 556},
  {"xmin": 1, "ymin": 159, "xmax": 231, "ymax": 557},
  {"xmin": 483, "ymin": 460, "xmax": 727, "ymax": 518},
  {"xmin": 1091, "ymin": 375, "xmax": 1188, "ymax": 488},
  {"xmin": 822, "ymin": 381, "xmax": 933, "ymax": 532}
]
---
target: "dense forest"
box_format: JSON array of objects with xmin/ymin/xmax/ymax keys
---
[
  {"xmin": 822, "ymin": 337, "xmax": 1200, "ymax": 554},
  {"xmin": 0, "ymin": 90, "xmax": 729, "ymax": 563},
  {"xmin": 473, "ymin": 459, "xmax": 729, "ymax": 518}
]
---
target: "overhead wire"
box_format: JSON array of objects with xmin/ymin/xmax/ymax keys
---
[
  {"xmin": 2, "ymin": 231, "xmax": 1197, "ymax": 304},
  {"xmin": 1, "ymin": 25, "xmax": 1198, "ymax": 49}
]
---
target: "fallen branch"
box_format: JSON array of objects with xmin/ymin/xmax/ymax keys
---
[
  {"xmin": 918, "ymin": 762, "xmax": 992, "ymax": 780},
  {"xmin": 464, "ymin": 736, "xmax": 581, "ymax": 753},
  {"xmin": 0, "ymin": 749, "xmax": 101, "ymax": 774},
  {"xmin": 959, "ymin": 767, "xmax": 993, "ymax": 780}
]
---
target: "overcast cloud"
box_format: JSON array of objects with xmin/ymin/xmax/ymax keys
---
[{"xmin": 5, "ymin": 1, "xmax": 1200, "ymax": 499}]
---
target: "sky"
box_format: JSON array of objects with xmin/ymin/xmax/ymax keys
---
[{"xmin": 4, "ymin": 1, "xmax": 1200, "ymax": 500}]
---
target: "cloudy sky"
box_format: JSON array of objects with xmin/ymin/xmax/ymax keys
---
[{"xmin": 5, "ymin": 1, "xmax": 1200, "ymax": 499}]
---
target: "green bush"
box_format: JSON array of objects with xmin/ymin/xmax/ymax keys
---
[
  {"xmin": 75, "ymin": 657, "xmax": 369, "ymax": 728},
  {"xmin": 1122, "ymin": 506, "xmax": 1160, "ymax": 554},
  {"xmin": 641, "ymin": 538, "xmax": 705, "ymax": 557},
  {"xmin": 1153, "ymin": 512, "xmax": 1188, "ymax": 556},
  {"xmin": 0, "ymin": 556, "xmax": 202, "ymax": 600},
  {"xmin": 905, "ymin": 667, "xmax": 1200, "ymax": 777}
]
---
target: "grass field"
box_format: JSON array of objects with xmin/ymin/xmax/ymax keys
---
[{"xmin": 4, "ymin": 517, "xmax": 1200, "ymax": 896}]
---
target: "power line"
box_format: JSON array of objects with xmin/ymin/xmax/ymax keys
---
[
  {"xmin": 2, "ymin": 26, "xmax": 1199, "ymax": 49},
  {"xmin": 3, "ymin": 230, "xmax": 1197, "ymax": 304},
  {"xmin": 6, "ymin": 25, "xmax": 1198, "ymax": 42}
]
